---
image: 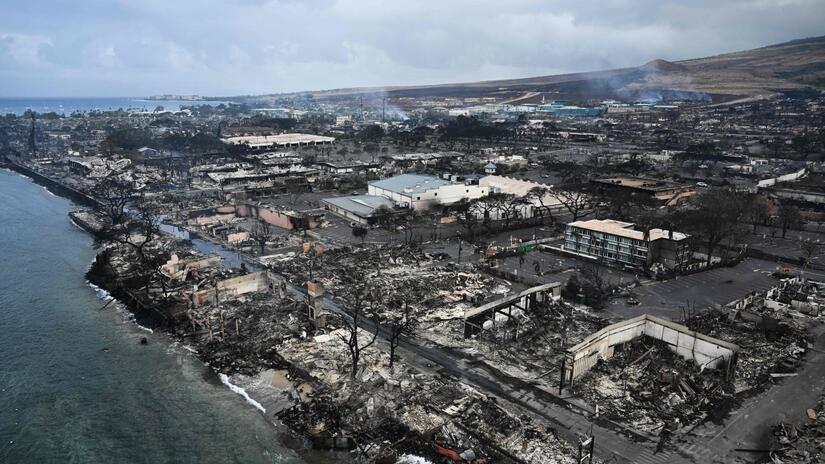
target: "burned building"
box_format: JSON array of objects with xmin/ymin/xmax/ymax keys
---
[{"xmin": 591, "ymin": 177, "xmax": 696, "ymax": 206}]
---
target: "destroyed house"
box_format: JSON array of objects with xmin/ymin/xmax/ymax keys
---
[
  {"xmin": 221, "ymin": 133, "xmax": 335, "ymax": 152},
  {"xmin": 464, "ymin": 283, "xmax": 562, "ymax": 339},
  {"xmin": 191, "ymin": 271, "xmax": 273, "ymax": 306},
  {"xmin": 206, "ymin": 170, "xmax": 273, "ymax": 186},
  {"xmin": 315, "ymin": 160, "xmax": 380, "ymax": 175},
  {"xmin": 562, "ymin": 314, "xmax": 739, "ymax": 386},
  {"xmin": 591, "ymin": 177, "xmax": 695, "ymax": 206},
  {"xmin": 388, "ymin": 152, "xmax": 464, "ymax": 167},
  {"xmin": 564, "ymin": 219, "xmax": 690, "ymax": 271}
]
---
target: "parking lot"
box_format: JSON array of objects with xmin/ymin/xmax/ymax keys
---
[{"xmin": 604, "ymin": 258, "xmax": 786, "ymax": 321}]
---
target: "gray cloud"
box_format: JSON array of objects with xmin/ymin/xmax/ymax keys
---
[{"xmin": 1, "ymin": 0, "xmax": 823, "ymax": 96}]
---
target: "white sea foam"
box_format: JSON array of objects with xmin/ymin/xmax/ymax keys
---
[
  {"xmin": 396, "ymin": 455, "xmax": 434, "ymax": 464},
  {"xmin": 42, "ymin": 186, "xmax": 56, "ymax": 197},
  {"xmin": 87, "ymin": 281, "xmax": 114, "ymax": 301},
  {"xmin": 219, "ymin": 373, "xmax": 266, "ymax": 413},
  {"xmin": 70, "ymin": 218, "xmax": 87, "ymax": 232},
  {"xmin": 182, "ymin": 345, "xmax": 199, "ymax": 354},
  {"xmin": 88, "ymin": 281, "xmax": 155, "ymax": 334},
  {"xmin": 135, "ymin": 324, "xmax": 154, "ymax": 334}
]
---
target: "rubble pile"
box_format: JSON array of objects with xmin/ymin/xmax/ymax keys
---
[
  {"xmin": 573, "ymin": 338, "xmax": 733, "ymax": 434},
  {"xmin": 189, "ymin": 292, "xmax": 311, "ymax": 374},
  {"xmin": 424, "ymin": 300, "xmax": 607, "ymax": 395},
  {"xmin": 276, "ymin": 314, "xmax": 586, "ymax": 463},
  {"xmin": 771, "ymin": 394, "xmax": 825, "ymax": 463},
  {"xmin": 755, "ymin": 278, "xmax": 825, "ymax": 323},
  {"xmin": 87, "ymin": 236, "xmax": 197, "ymax": 322},
  {"xmin": 272, "ymin": 244, "xmax": 507, "ymax": 321},
  {"xmin": 508, "ymin": 302, "xmax": 607, "ymax": 364},
  {"xmin": 92, "ymin": 238, "xmax": 585, "ymax": 462},
  {"xmin": 687, "ymin": 310, "xmax": 808, "ymax": 393},
  {"xmin": 435, "ymin": 395, "xmax": 583, "ymax": 464}
]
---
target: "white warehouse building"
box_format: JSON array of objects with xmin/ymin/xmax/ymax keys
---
[{"xmin": 367, "ymin": 174, "xmax": 487, "ymax": 210}]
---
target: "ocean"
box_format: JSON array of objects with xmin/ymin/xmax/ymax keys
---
[
  {"xmin": 0, "ymin": 170, "xmax": 327, "ymax": 464},
  {"xmin": 0, "ymin": 97, "xmax": 230, "ymax": 116}
]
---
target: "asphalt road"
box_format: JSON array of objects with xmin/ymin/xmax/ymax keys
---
[{"xmin": 685, "ymin": 321, "xmax": 825, "ymax": 463}]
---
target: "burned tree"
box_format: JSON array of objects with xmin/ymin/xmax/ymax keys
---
[
  {"xmin": 93, "ymin": 178, "xmax": 135, "ymax": 228},
  {"xmin": 370, "ymin": 205, "xmax": 396, "ymax": 230},
  {"xmin": 742, "ymin": 193, "xmax": 772, "ymax": 233},
  {"xmin": 286, "ymin": 183, "xmax": 305, "ymax": 206},
  {"xmin": 778, "ymin": 203, "xmax": 803, "ymax": 239},
  {"xmin": 106, "ymin": 200, "xmax": 163, "ymax": 263},
  {"xmin": 550, "ymin": 185, "xmax": 593, "ymax": 222},
  {"xmin": 383, "ymin": 286, "xmax": 425, "ymax": 369},
  {"xmin": 799, "ymin": 238, "xmax": 823, "ymax": 271},
  {"xmin": 336, "ymin": 282, "xmax": 379, "ymax": 380},
  {"xmin": 678, "ymin": 190, "xmax": 745, "ymax": 267},
  {"xmin": 250, "ymin": 221, "xmax": 272, "ymax": 255},
  {"xmin": 526, "ymin": 186, "xmax": 556, "ymax": 225},
  {"xmin": 452, "ymin": 198, "xmax": 482, "ymax": 240}
]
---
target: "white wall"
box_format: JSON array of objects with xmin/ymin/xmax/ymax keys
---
[
  {"xmin": 368, "ymin": 183, "xmax": 486, "ymax": 210},
  {"xmin": 564, "ymin": 314, "xmax": 738, "ymax": 384},
  {"xmin": 757, "ymin": 168, "xmax": 807, "ymax": 188}
]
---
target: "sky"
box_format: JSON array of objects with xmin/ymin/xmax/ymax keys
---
[{"xmin": 1, "ymin": 0, "xmax": 823, "ymax": 97}]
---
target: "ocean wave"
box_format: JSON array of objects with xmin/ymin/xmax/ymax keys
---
[
  {"xmin": 396, "ymin": 455, "xmax": 434, "ymax": 464},
  {"xmin": 10, "ymin": 171, "xmax": 32, "ymax": 180},
  {"xmin": 182, "ymin": 345, "xmax": 199, "ymax": 354},
  {"xmin": 42, "ymin": 186, "xmax": 57, "ymax": 197},
  {"xmin": 134, "ymin": 323, "xmax": 154, "ymax": 334},
  {"xmin": 70, "ymin": 218, "xmax": 87, "ymax": 232},
  {"xmin": 88, "ymin": 281, "xmax": 155, "ymax": 334},
  {"xmin": 219, "ymin": 373, "xmax": 266, "ymax": 413},
  {"xmin": 119, "ymin": 310, "xmax": 154, "ymax": 334},
  {"xmin": 87, "ymin": 281, "xmax": 114, "ymax": 301}
]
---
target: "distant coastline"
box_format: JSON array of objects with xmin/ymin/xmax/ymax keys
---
[{"xmin": 0, "ymin": 97, "xmax": 232, "ymax": 116}]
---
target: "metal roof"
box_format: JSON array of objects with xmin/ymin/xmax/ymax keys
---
[
  {"xmin": 369, "ymin": 174, "xmax": 452, "ymax": 195},
  {"xmin": 323, "ymin": 195, "xmax": 395, "ymax": 218}
]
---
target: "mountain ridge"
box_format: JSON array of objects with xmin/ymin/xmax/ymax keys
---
[{"xmin": 250, "ymin": 35, "xmax": 825, "ymax": 103}]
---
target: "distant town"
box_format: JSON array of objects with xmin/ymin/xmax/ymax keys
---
[{"xmin": 2, "ymin": 39, "xmax": 825, "ymax": 463}]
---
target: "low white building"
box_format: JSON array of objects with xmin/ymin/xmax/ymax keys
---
[
  {"xmin": 368, "ymin": 174, "xmax": 487, "ymax": 210},
  {"xmin": 221, "ymin": 133, "xmax": 335, "ymax": 148},
  {"xmin": 479, "ymin": 175, "xmax": 566, "ymax": 218}
]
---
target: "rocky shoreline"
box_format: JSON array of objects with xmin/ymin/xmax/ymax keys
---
[
  {"xmin": 82, "ymin": 236, "xmax": 451, "ymax": 463},
  {"xmin": 84, "ymin": 245, "xmax": 365, "ymax": 460}
]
